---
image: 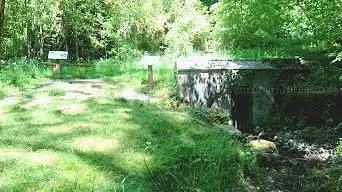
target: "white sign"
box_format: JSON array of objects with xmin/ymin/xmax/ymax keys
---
[
  {"xmin": 139, "ymin": 56, "xmax": 161, "ymax": 65},
  {"xmin": 48, "ymin": 51, "xmax": 68, "ymax": 60}
]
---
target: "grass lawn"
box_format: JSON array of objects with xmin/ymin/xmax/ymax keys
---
[{"xmin": 0, "ymin": 64, "xmax": 254, "ymax": 192}]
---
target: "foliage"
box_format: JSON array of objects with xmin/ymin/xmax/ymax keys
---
[
  {"xmin": 214, "ymin": 0, "xmax": 342, "ymax": 55},
  {"xmin": 0, "ymin": 60, "xmax": 47, "ymax": 88},
  {"xmin": 1, "ymin": 0, "xmax": 216, "ymax": 60},
  {"xmin": 2, "ymin": 0, "xmax": 340, "ymax": 60},
  {"xmin": 0, "ymin": 0, "xmax": 165, "ymax": 59},
  {"xmin": 190, "ymin": 107, "xmax": 230, "ymax": 125},
  {"xmin": 272, "ymin": 61, "xmax": 342, "ymax": 128},
  {"xmin": 337, "ymin": 140, "xmax": 342, "ymax": 156},
  {"xmin": 164, "ymin": 0, "xmax": 212, "ymax": 57}
]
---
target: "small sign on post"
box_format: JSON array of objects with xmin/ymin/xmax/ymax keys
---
[
  {"xmin": 48, "ymin": 51, "xmax": 68, "ymax": 60},
  {"xmin": 139, "ymin": 56, "xmax": 161, "ymax": 89},
  {"xmin": 48, "ymin": 51, "xmax": 68, "ymax": 76}
]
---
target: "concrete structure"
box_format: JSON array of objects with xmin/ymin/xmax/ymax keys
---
[{"xmin": 177, "ymin": 57, "xmax": 276, "ymax": 132}]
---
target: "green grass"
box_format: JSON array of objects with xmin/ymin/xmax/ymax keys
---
[
  {"xmin": 0, "ymin": 89, "xmax": 5, "ymax": 99},
  {"xmin": 0, "ymin": 59, "xmax": 255, "ymax": 192},
  {"xmin": 48, "ymin": 87, "xmax": 66, "ymax": 97},
  {"xmin": 0, "ymin": 60, "xmax": 49, "ymax": 88}
]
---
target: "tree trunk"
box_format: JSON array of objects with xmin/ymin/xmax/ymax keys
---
[
  {"xmin": 25, "ymin": 0, "xmax": 32, "ymax": 58},
  {"xmin": 39, "ymin": 26, "xmax": 44, "ymax": 57},
  {"xmin": 0, "ymin": 0, "xmax": 5, "ymax": 42}
]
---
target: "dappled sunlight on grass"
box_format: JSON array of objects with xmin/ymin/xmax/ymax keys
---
[
  {"xmin": 25, "ymin": 93, "xmax": 54, "ymax": 108},
  {"xmin": 117, "ymin": 89, "xmax": 152, "ymax": 101},
  {"xmin": 67, "ymin": 136, "xmax": 121, "ymax": 153},
  {"xmin": 0, "ymin": 96, "xmax": 18, "ymax": 107},
  {"xmin": 0, "ymin": 75, "xmax": 254, "ymax": 191},
  {"xmin": 117, "ymin": 150, "xmax": 152, "ymax": 172},
  {"xmin": 57, "ymin": 104, "xmax": 87, "ymax": 115},
  {"xmin": 0, "ymin": 148, "xmax": 61, "ymax": 166},
  {"xmin": 167, "ymin": 111, "xmax": 192, "ymax": 122},
  {"xmin": 0, "ymin": 149, "xmax": 115, "ymax": 191},
  {"xmin": 30, "ymin": 110, "xmax": 63, "ymax": 125}
]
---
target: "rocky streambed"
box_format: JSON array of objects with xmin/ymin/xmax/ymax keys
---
[{"xmin": 244, "ymin": 129, "xmax": 340, "ymax": 192}]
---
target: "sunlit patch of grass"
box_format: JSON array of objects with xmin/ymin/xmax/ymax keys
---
[
  {"xmin": 30, "ymin": 110, "xmax": 63, "ymax": 125},
  {"xmin": 0, "ymin": 96, "xmax": 19, "ymax": 108},
  {"xmin": 0, "ymin": 149, "xmax": 115, "ymax": 192},
  {"xmin": 0, "ymin": 148, "xmax": 61, "ymax": 166},
  {"xmin": 25, "ymin": 93, "xmax": 53, "ymax": 109},
  {"xmin": 167, "ymin": 111, "xmax": 191, "ymax": 122},
  {"xmin": 117, "ymin": 150, "xmax": 152, "ymax": 172},
  {"xmin": 57, "ymin": 104, "xmax": 86, "ymax": 115},
  {"xmin": 67, "ymin": 136, "xmax": 121, "ymax": 153}
]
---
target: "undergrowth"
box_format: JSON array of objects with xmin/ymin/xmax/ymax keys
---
[{"xmin": 0, "ymin": 60, "xmax": 48, "ymax": 88}]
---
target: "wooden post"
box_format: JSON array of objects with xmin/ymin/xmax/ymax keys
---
[
  {"xmin": 148, "ymin": 65, "xmax": 153, "ymax": 89},
  {"xmin": 52, "ymin": 63, "xmax": 61, "ymax": 76}
]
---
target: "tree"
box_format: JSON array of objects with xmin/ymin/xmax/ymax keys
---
[{"xmin": 0, "ymin": 0, "xmax": 5, "ymax": 42}]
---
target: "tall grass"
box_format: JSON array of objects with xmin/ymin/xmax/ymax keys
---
[
  {"xmin": 59, "ymin": 58, "xmax": 141, "ymax": 79},
  {"xmin": 149, "ymin": 132, "xmax": 255, "ymax": 191},
  {"xmin": 0, "ymin": 60, "xmax": 48, "ymax": 88}
]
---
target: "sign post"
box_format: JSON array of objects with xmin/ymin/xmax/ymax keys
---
[
  {"xmin": 148, "ymin": 65, "xmax": 153, "ymax": 89},
  {"xmin": 139, "ymin": 56, "xmax": 161, "ymax": 89},
  {"xmin": 48, "ymin": 51, "xmax": 68, "ymax": 76}
]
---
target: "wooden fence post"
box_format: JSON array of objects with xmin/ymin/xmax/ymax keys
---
[{"xmin": 148, "ymin": 64, "xmax": 153, "ymax": 89}]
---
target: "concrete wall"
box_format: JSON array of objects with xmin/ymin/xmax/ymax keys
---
[
  {"xmin": 251, "ymin": 70, "xmax": 275, "ymax": 125},
  {"xmin": 177, "ymin": 67, "xmax": 275, "ymax": 131}
]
